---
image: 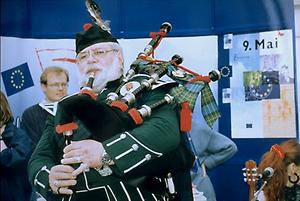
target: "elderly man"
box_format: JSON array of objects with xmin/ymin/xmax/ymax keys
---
[{"xmin": 28, "ymin": 24, "xmax": 194, "ymax": 201}]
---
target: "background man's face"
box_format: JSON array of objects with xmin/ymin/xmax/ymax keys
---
[
  {"xmin": 41, "ymin": 72, "xmax": 68, "ymax": 102},
  {"xmin": 76, "ymin": 42, "xmax": 124, "ymax": 93}
]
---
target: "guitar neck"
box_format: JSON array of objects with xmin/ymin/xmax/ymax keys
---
[
  {"xmin": 244, "ymin": 160, "xmax": 258, "ymax": 201},
  {"xmin": 249, "ymin": 183, "xmax": 255, "ymax": 201}
]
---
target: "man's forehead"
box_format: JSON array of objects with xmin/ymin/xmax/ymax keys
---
[
  {"xmin": 46, "ymin": 72, "xmax": 67, "ymax": 80},
  {"xmin": 80, "ymin": 43, "xmax": 112, "ymax": 53}
]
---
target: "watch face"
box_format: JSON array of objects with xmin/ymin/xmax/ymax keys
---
[{"xmin": 102, "ymin": 153, "xmax": 112, "ymax": 164}]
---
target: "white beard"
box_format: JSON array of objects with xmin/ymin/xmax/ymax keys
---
[{"xmin": 78, "ymin": 54, "xmax": 123, "ymax": 93}]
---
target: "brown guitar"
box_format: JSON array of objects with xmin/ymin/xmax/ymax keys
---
[{"xmin": 243, "ymin": 160, "xmax": 258, "ymax": 201}]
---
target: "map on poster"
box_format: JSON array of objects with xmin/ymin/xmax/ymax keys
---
[{"xmin": 226, "ymin": 29, "xmax": 296, "ymax": 138}]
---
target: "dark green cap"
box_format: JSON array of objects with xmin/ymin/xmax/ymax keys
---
[{"xmin": 75, "ymin": 24, "xmax": 118, "ymax": 54}]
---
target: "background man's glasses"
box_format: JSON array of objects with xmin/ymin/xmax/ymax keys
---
[{"xmin": 47, "ymin": 83, "xmax": 68, "ymax": 89}]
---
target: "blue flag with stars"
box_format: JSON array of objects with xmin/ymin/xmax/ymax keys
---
[{"xmin": 1, "ymin": 63, "xmax": 34, "ymax": 96}]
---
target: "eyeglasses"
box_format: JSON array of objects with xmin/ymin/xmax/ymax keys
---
[
  {"xmin": 46, "ymin": 82, "xmax": 68, "ymax": 89},
  {"xmin": 77, "ymin": 49, "xmax": 118, "ymax": 61}
]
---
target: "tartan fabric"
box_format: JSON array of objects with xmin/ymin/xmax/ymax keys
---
[
  {"xmin": 170, "ymin": 81, "xmax": 220, "ymax": 128},
  {"xmin": 170, "ymin": 82, "xmax": 205, "ymax": 111},
  {"xmin": 200, "ymin": 84, "xmax": 221, "ymax": 128}
]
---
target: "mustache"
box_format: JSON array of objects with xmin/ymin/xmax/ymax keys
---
[{"xmin": 85, "ymin": 68, "xmax": 101, "ymax": 75}]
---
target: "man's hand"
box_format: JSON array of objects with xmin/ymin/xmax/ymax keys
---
[
  {"xmin": 49, "ymin": 165, "xmax": 77, "ymax": 195},
  {"xmin": 61, "ymin": 140, "xmax": 106, "ymax": 176}
]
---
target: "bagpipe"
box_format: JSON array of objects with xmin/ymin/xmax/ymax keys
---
[{"xmin": 55, "ymin": 1, "xmax": 221, "ymax": 144}]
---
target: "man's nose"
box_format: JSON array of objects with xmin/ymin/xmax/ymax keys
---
[
  {"xmin": 57, "ymin": 84, "xmax": 67, "ymax": 90},
  {"xmin": 57, "ymin": 85, "xmax": 64, "ymax": 90},
  {"xmin": 87, "ymin": 53, "xmax": 98, "ymax": 63}
]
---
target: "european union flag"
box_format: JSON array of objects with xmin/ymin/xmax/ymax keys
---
[{"xmin": 1, "ymin": 63, "xmax": 34, "ymax": 96}]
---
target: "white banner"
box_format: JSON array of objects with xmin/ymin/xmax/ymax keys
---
[{"xmin": 1, "ymin": 36, "xmax": 218, "ymax": 121}]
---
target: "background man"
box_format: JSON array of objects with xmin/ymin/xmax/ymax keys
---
[{"xmin": 21, "ymin": 66, "xmax": 69, "ymax": 149}]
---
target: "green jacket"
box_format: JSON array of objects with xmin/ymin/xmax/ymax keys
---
[{"xmin": 28, "ymin": 78, "xmax": 187, "ymax": 200}]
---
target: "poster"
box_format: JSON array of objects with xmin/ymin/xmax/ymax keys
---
[{"xmin": 228, "ymin": 29, "xmax": 296, "ymax": 138}]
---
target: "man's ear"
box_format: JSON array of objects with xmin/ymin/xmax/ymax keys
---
[
  {"xmin": 41, "ymin": 84, "xmax": 47, "ymax": 94},
  {"xmin": 118, "ymin": 50, "xmax": 124, "ymax": 66}
]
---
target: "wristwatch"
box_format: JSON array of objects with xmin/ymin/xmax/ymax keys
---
[
  {"xmin": 101, "ymin": 152, "xmax": 113, "ymax": 166},
  {"xmin": 95, "ymin": 152, "xmax": 113, "ymax": 176}
]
